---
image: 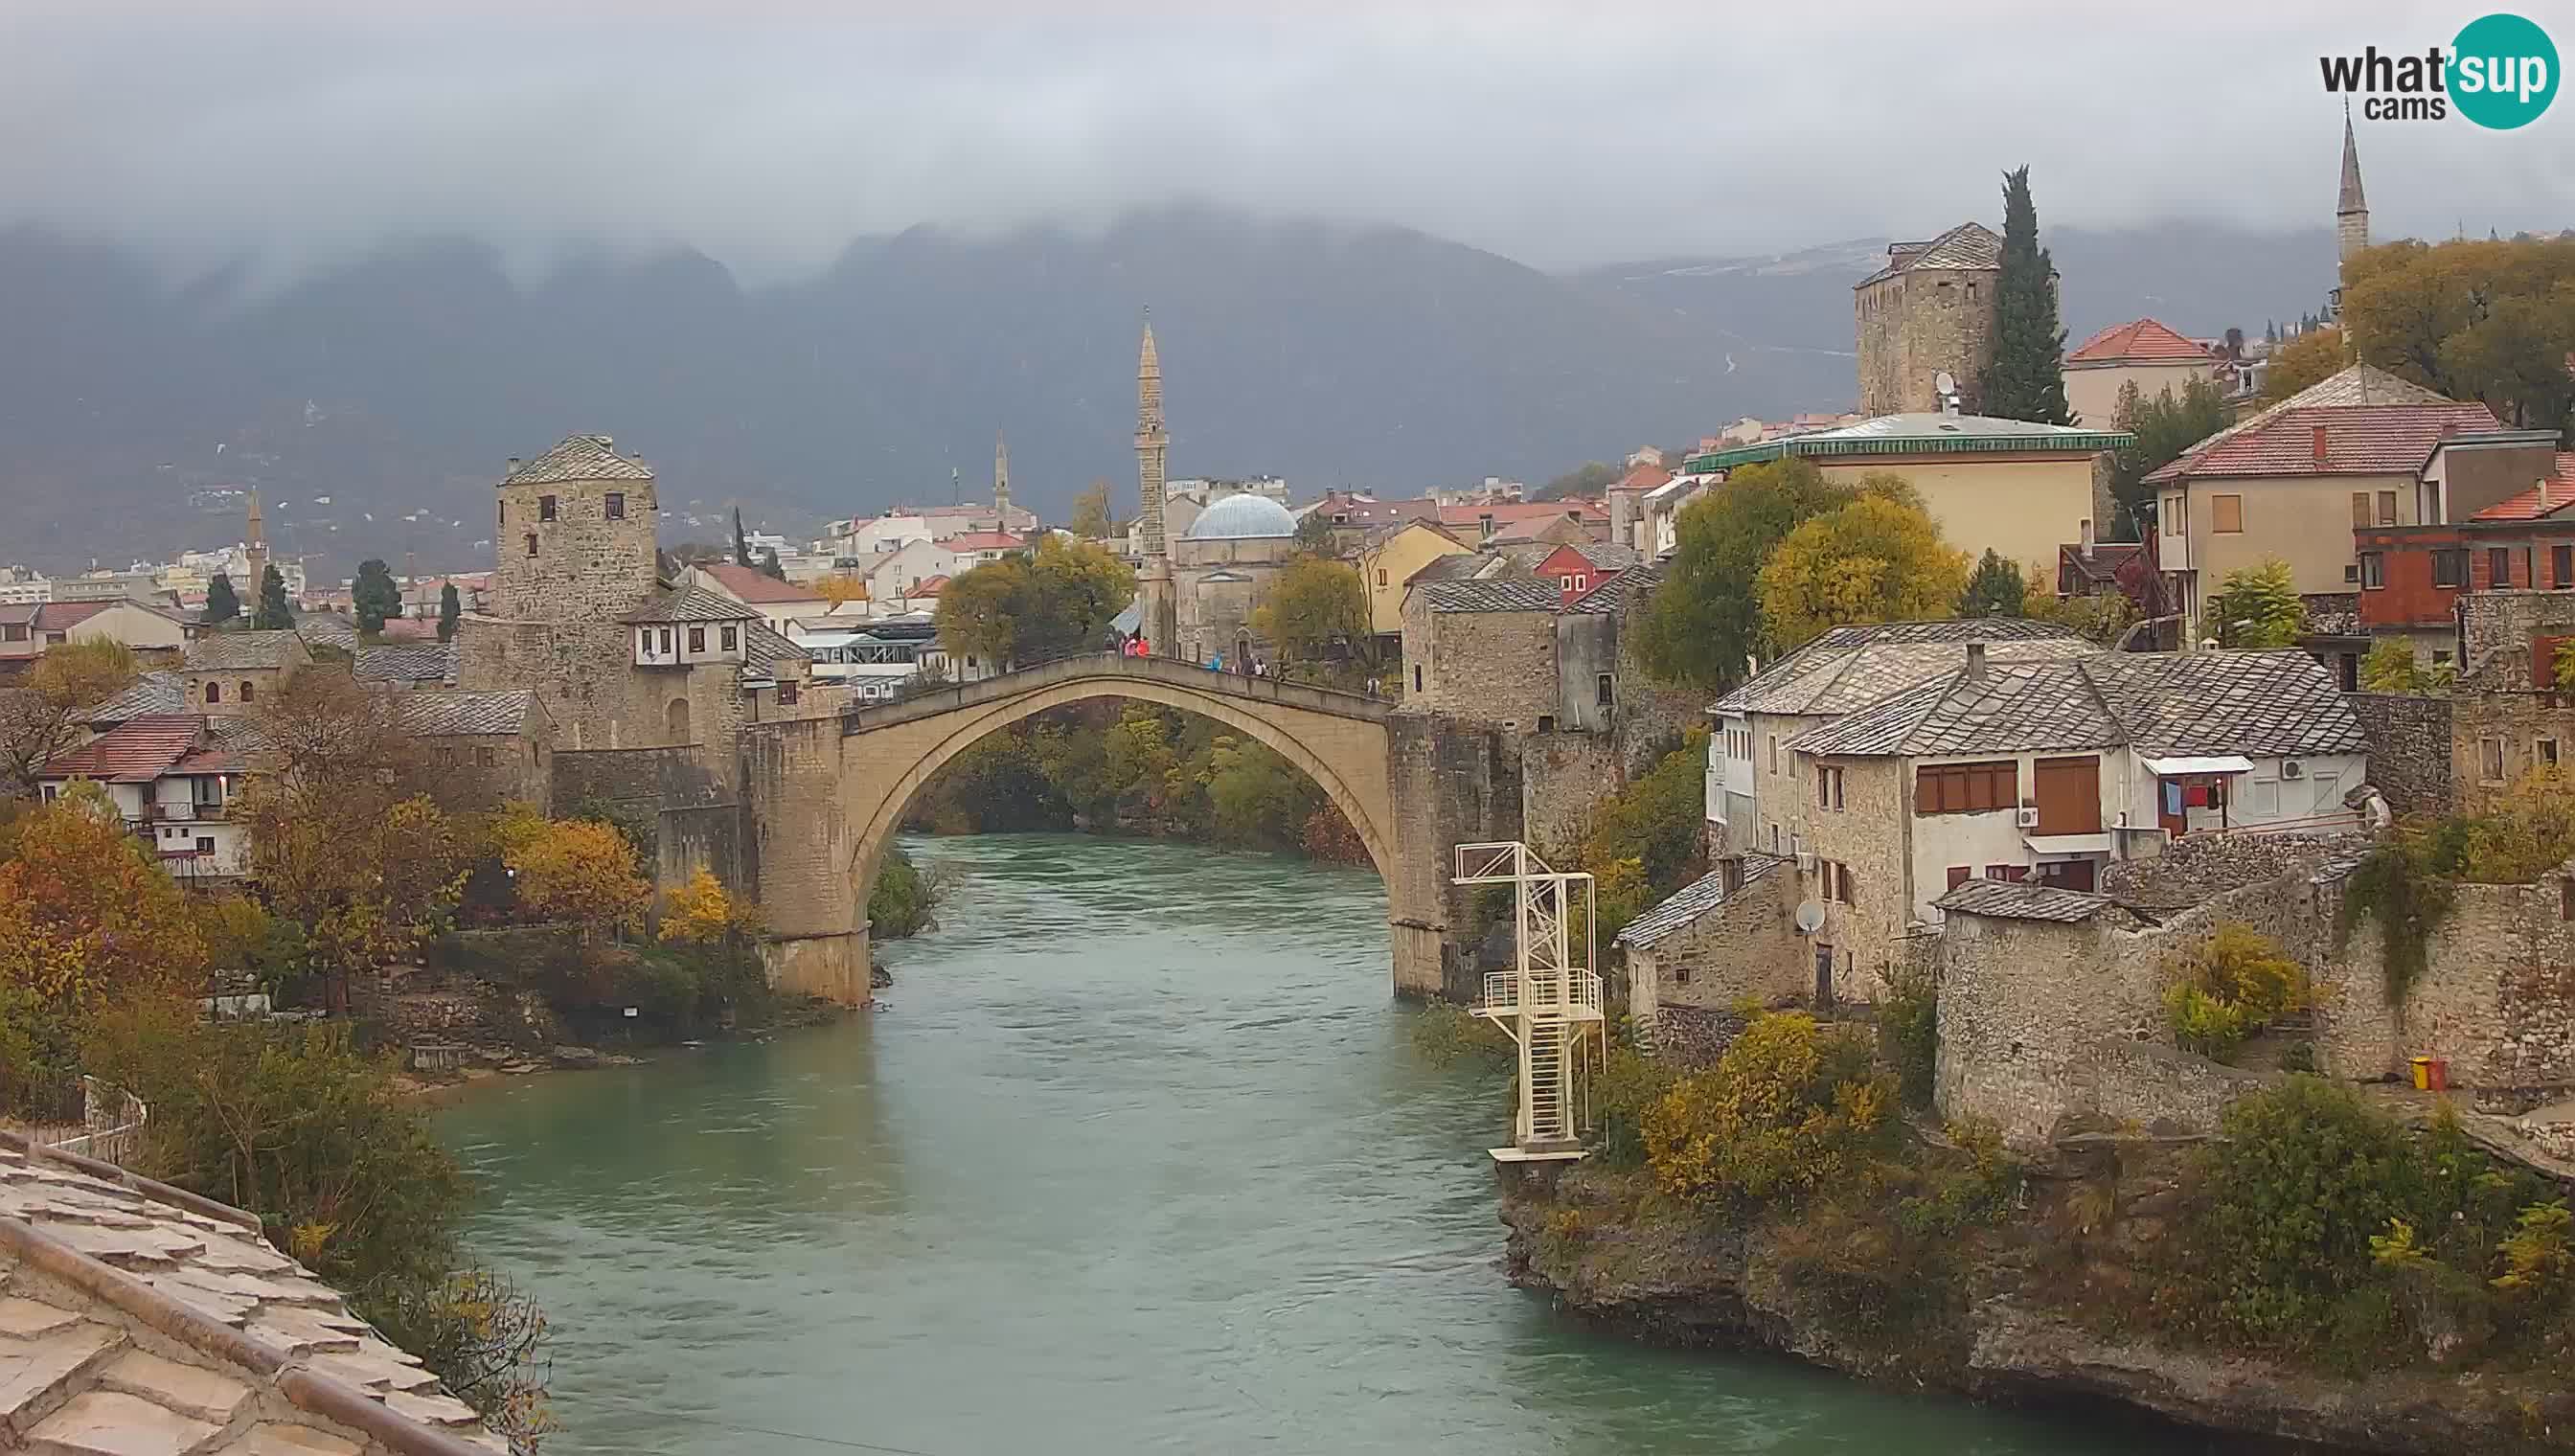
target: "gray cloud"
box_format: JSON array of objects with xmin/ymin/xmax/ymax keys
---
[{"xmin": 3, "ymin": 0, "xmax": 2568, "ymax": 282}]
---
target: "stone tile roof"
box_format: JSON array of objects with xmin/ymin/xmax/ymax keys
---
[
  {"xmin": 36, "ymin": 715, "xmax": 212, "ymax": 783},
  {"xmin": 622, "ymin": 585, "xmax": 761, "ymax": 625},
  {"xmin": 2469, "ymin": 453, "xmax": 2575, "ymax": 522},
  {"xmin": 1856, "ymin": 221, "xmax": 2001, "ymax": 287},
  {"xmin": 1564, "ymin": 559, "xmax": 1667, "ymax": 615},
  {"xmin": 1405, "ymin": 553, "xmax": 1500, "ymax": 586},
  {"xmin": 741, "ymin": 620, "xmax": 809, "ymax": 676},
  {"xmin": 79, "ymin": 671, "xmax": 187, "ymax": 726},
  {"xmin": 0, "ymin": 1133, "xmax": 501, "ymax": 1453},
  {"xmin": 2066, "ymin": 318, "xmax": 2215, "ymax": 365},
  {"xmin": 501, "ymin": 434, "xmax": 653, "ymax": 486},
  {"xmin": 182, "ymin": 632, "xmax": 307, "ymax": 672},
  {"xmin": 1421, "ymin": 578, "xmax": 1562, "ymax": 614},
  {"xmin": 1712, "ymin": 619, "xmax": 2091, "ymax": 717},
  {"xmin": 1932, "ymin": 878, "xmax": 2126, "ymax": 923},
  {"xmin": 2142, "ymin": 365, "xmax": 2480, "ymax": 485},
  {"xmin": 693, "ymin": 563, "xmax": 826, "ymax": 605},
  {"xmin": 1788, "ymin": 647, "xmax": 2368, "ymax": 761},
  {"xmin": 1558, "ymin": 540, "xmax": 1641, "ymax": 571},
  {"xmin": 291, "ymin": 614, "xmax": 361, "ymax": 651},
  {"xmin": 1615, "ymin": 853, "xmax": 1786, "ymax": 947},
  {"xmin": 352, "ymin": 643, "xmax": 459, "ymax": 687},
  {"xmin": 391, "ymin": 689, "xmax": 534, "ymax": 738}
]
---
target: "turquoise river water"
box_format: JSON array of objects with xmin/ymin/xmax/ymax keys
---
[{"xmin": 439, "ymin": 833, "xmax": 2255, "ymax": 1456}]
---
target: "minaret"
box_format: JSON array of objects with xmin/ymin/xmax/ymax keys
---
[
  {"xmin": 993, "ymin": 429, "xmax": 1012, "ymax": 525},
  {"xmin": 2336, "ymin": 103, "xmax": 2370, "ymax": 269},
  {"xmin": 243, "ymin": 488, "xmax": 269, "ymax": 596},
  {"xmin": 1134, "ymin": 313, "xmax": 1177, "ymax": 653}
]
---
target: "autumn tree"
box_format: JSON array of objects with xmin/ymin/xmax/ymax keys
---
[
  {"xmin": 1292, "ymin": 510, "xmax": 1338, "ymax": 556},
  {"xmin": 2208, "ymin": 557, "xmax": 2304, "ymax": 648},
  {"xmin": 1755, "ymin": 486, "xmax": 1970, "ymax": 652},
  {"xmin": 658, "ymin": 868, "xmax": 763, "ymax": 944},
  {"xmin": 936, "ymin": 535, "xmax": 1135, "ymax": 667},
  {"xmin": 2108, "ymin": 375, "xmax": 2231, "ymax": 538},
  {"xmin": 1252, "ymin": 556, "xmax": 1371, "ymax": 666},
  {"xmin": 2341, "ymin": 236, "xmax": 2575, "ymax": 435},
  {"xmin": 1633, "ymin": 459, "xmax": 1856, "ymax": 690},
  {"xmin": 1980, "ymin": 166, "xmax": 2071, "ymax": 424},
  {"xmin": 2260, "ymin": 326, "xmax": 2346, "ymax": 404},
  {"xmin": 0, "ymin": 638, "xmax": 138, "ymax": 798},
  {"xmin": 253, "ymin": 563, "xmax": 292, "ymax": 629},
  {"xmin": 204, "ymin": 571, "xmax": 240, "ymax": 626},
  {"xmin": 1537, "ymin": 461, "xmax": 1621, "ymax": 500},
  {"xmin": 1068, "ymin": 480, "xmax": 1115, "ymax": 539},
  {"xmin": 353, "ymin": 558, "xmax": 402, "ymax": 635},
  {"xmin": 495, "ymin": 811, "xmax": 650, "ymax": 938},
  {"xmin": 240, "ymin": 671, "xmax": 468, "ymax": 1009},
  {"xmin": 816, "ymin": 574, "xmax": 870, "ymax": 608}
]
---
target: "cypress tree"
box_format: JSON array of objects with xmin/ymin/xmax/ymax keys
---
[
  {"xmin": 1979, "ymin": 165, "xmax": 2071, "ymax": 425},
  {"xmin": 761, "ymin": 548, "xmax": 787, "ymax": 582},
  {"xmin": 203, "ymin": 571, "xmax": 239, "ymax": 626},
  {"xmin": 437, "ymin": 582, "xmax": 462, "ymax": 642},
  {"xmin": 733, "ymin": 508, "xmax": 754, "ymax": 568},
  {"xmin": 353, "ymin": 558, "xmax": 401, "ymax": 635},
  {"xmin": 253, "ymin": 564, "xmax": 292, "ymax": 629}
]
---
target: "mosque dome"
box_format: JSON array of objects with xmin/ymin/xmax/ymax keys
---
[{"xmin": 1184, "ymin": 493, "xmax": 1298, "ymax": 541}]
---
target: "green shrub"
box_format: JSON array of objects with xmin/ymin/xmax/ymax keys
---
[
  {"xmin": 869, "ymin": 846, "xmax": 944, "ymax": 941},
  {"xmin": 2163, "ymin": 922, "xmax": 2303, "ymax": 1062},
  {"xmin": 1409, "ymin": 1001, "xmax": 1511, "ymax": 1068},
  {"xmin": 1643, "ymin": 1012, "xmax": 1895, "ymax": 1206},
  {"xmin": 2164, "ymin": 983, "xmax": 2251, "ymax": 1060},
  {"xmin": 1880, "ymin": 965, "xmax": 1939, "ymax": 1106},
  {"xmin": 1593, "ymin": 1032, "xmax": 1678, "ymax": 1168}
]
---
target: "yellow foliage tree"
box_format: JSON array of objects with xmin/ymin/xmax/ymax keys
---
[
  {"xmin": 2259, "ymin": 325, "xmax": 2344, "ymax": 404},
  {"xmin": 0, "ymin": 785, "xmax": 204, "ymax": 1010},
  {"xmin": 0, "ymin": 638, "xmax": 139, "ymax": 795},
  {"xmin": 505, "ymin": 817, "xmax": 650, "ymax": 936},
  {"xmin": 1642, "ymin": 1012, "xmax": 1893, "ymax": 1205},
  {"xmin": 1754, "ymin": 489, "xmax": 1970, "ymax": 652},
  {"xmin": 816, "ymin": 575, "xmax": 870, "ymax": 608},
  {"xmin": 658, "ymin": 868, "xmax": 763, "ymax": 944}
]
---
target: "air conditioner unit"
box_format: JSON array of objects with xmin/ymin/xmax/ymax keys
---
[
  {"xmin": 2282, "ymin": 760, "xmax": 2305, "ymax": 780},
  {"xmin": 1794, "ymin": 851, "xmax": 1816, "ymax": 874},
  {"xmin": 2016, "ymin": 807, "xmax": 2041, "ymax": 829}
]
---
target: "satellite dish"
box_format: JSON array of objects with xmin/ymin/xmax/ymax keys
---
[
  {"xmin": 1793, "ymin": 900, "xmax": 1826, "ymax": 936},
  {"xmin": 1934, "ymin": 369, "xmax": 1957, "ymax": 396}
]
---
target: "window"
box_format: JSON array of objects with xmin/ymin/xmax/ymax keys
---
[
  {"xmin": 2431, "ymin": 549, "xmax": 2468, "ymax": 588},
  {"xmin": 2377, "ymin": 489, "xmax": 2398, "ymax": 526},
  {"xmin": 195, "ymin": 836, "xmax": 214, "ymax": 854},
  {"xmin": 2350, "ymin": 491, "xmax": 2372, "ymax": 529},
  {"xmin": 1573, "ymin": 575, "xmax": 1588, "ymax": 593},
  {"xmin": 721, "ymin": 625, "xmax": 738, "ymax": 651},
  {"xmin": 2491, "ymin": 547, "xmax": 2514, "ymax": 587},
  {"xmin": 659, "ymin": 627, "xmax": 673, "ymax": 653},
  {"xmin": 1946, "ymin": 865, "xmax": 1971, "ymax": 891},
  {"xmin": 2359, "ymin": 553, "xmax": 2385, "ymax": 589},
  {"xmin": 688, "ymin": 626, "xmax": 706, "ymax": 652},
  {"xmin": 1560, "ymin": 576, "xmax": 1574, "ymax": 591},
  {"xmin": 2556, "ymin": 545, "xmax": 2572, "ymax": 588},
  {"xmin": 2564, "ymin": 876, "xmax": 2575, "ymax": 922},
  {"xmin": 2210, "ymin": 494, "xmax": 2244, "ymax": 534},
  {"xmin": 204, "ymin": 682, "xmax": 219, "ymax": 704},
  {"xmin": 2162, "ymin": 493, "xmax": 2185, "ymax": 535},
  {"xmin": 1377, "ymin": 569, "xmax": 1388, "ymax": 587},
  {"xmin": 1536, "ymin": 715, "xmax": 1556, "ymax": 733},
  {"xmin": 1595, "ymin": 672, "xmax": 1615, "ymax": 708},
  {"xmin": 475, "ymin": 746, "xmax": 496, "ymax": 766},
  {"xmin": 2541, "ymin": 739, "xmax": 2561, "ymax": 769},
  {"xmin": 1767, "ymin": 736, "xmax": 1780, "ymax": 775},
  {"xmin": 1412, "ymin": 665, "xmax": 1424, "ymax": 693},
  {"xmin": 1815, "ymin": 764, "xmax": 1845, "ymax": 810},
  {"xmin": 779, "ymin": 680, "xmax": 801, "ymax": 706},
  {"xmin": 605, "ymin": 492, "xmax": 625, "ymax": 520},
  {"xmin": 1821, "ymin": 860, "xmax": 1857, "ymax": 905},
  {"xmin": 525, "ymin": 534, "xmax": 538, "ymax": 557},
  {"xmin": 497, "ymin": 501, "xmax": 505, "ymax": 525},
  {"xmin": 2481, "ymin": 737, "xmax": 2506, "ymax": 784},
  {"xmin": 1985, "ymin": 864, "xmax": 2029, "ymax": 883},
  {"xmin": 538, "ymin": 494, "xmax": 558, "ymax": 522},
  {"xmin": 1914, "ymin": 760, "xmax": 2017, "ymax": 814},
  {"xmin": 238, "ymin": 681, "xmax": 254, "ymax": 702},
  {"xmin": 2344, "ymin": 564, "xmax": 2360, "ymax": 583}
]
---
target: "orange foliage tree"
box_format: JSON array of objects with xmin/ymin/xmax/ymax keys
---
[
  {"xmin": 657, "ymin": 868, "xmax": 763, "ymax": 944},
  {"xmin": 498, "ymin": 812, "xmax": 651, "ymax": 937}
]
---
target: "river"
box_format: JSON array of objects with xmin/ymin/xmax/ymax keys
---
[{"xmin": 440, "ymin": 833, "xmax": 2239, "ymax": 1456}]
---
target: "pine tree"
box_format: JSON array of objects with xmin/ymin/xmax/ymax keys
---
[
  {"xmin": 352, "ymin": 558, "xmax": 401, "ymax": 635},
  {"xmin": 1955, "ymin": 549, "xmax": 2028, "ymax": 618},
  {"xmin": 1978, "ymin": 165, "xmax": 2071, "ymax": 424},
  {"xmin": 437, "ymin": 582, "xmax": 461, "ymax": 642},
  {"xmin": 203, "ymin": 572, "xmax": 239, "ymax": 626},
  {"xmin": 253, "ymin": 564, "xmax": 292, "ymax": 630},
  {"xmin": 733, "ymin": 508, "xmax": 754, "ymax": 569}
]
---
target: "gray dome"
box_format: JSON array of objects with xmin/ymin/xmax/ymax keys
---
[{"xmin": 1184, "ymin": 492, "xmax": 1298, "ymax": 540}]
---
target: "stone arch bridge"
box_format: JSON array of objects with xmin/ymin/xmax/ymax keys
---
[{"xmin": 738, "ymin": 654, "xmax": 1509, "ymax": 1004}]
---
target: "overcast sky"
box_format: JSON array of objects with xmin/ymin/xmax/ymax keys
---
[{"xmin": 4, "ymin": 1, "xmax": 2568, "ymax": 283}]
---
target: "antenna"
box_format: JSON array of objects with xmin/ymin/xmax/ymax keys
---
[{"xmin": 1793, "ymin": 900, "xmax": 1826, "ymax": 936}]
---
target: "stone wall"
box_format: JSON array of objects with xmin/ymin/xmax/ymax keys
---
[
  {"xmin": 1520, "ymin": 730, "xmax": 1623, "ymax": 855},
  {"xmin": 1385, "ymin": 712, "xmax": 1522, "ymax": 999},
  {"xmin": 1787, "ymin": 756, "xmax": 1914, "ymax": 1003},
  {"xmin": 2459, "ymin": 590, "xmax": 2575, "ymax": 687},
  {"xmin": 2346, "ymin": 692, "xmax": 2454, "ymax": 814},
  {"xmin": 1627, "ymin": 867, "xmax": 1803, "ymax": 1037},
  {"xmin": 1401, "ymin": 595, "xmax": 1558, "ymax": 725},
  {"xmin": 420, "ymin": 728, "xmax": 552, "ymax": 814},
  {"xmin": 2449, "ymin": 691, "xmax": 2575, "ymax": 811},
  {"xmin": 1856, "ymin": 264, "xmax": 1998, "ymax": 417},
  {"xmin": 2321, "ymin": 876, "xmax": 2575, "ymax": 1106}
]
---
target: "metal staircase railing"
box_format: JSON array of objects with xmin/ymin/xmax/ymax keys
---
[{"xmin": 1456, "ymin": 841, "xmax": 1603, "ymax": 1161}]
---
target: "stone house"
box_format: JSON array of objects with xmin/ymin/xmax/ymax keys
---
[
  {"xmin": 688, "ymin": 560, "xmax": 830, "ymax": 635},
  {"xmin": 1854, "ymin": 221, "xmax": 2000, "ymax": 417},
  {"xmin": 1400, "ymin": 578, "xmax": 1561, "ymax": 720},
  {"xmin": 34, "ymin": 713, "xmax": 252, "ymax": 881},
  {"xmin": 398, "ymin": 688, "xmax": 555, "ymax": 812},
  {"xmin": 180, "ymin": 629, "xmax": 312, "ymax": 714},
  {"xmin": 2141, "ymin": 364, "xmax": 2495, "ymax": 640},
  {"xmin": 2062, "ymin": 317, "xmax": 2222, "ymax": 429},
  {"xmin": 1356, "ymin": 518, "xmax": 1470, "ymax": 638},
  {"xmin": 1616, "ymin": 853, "xmax": 1800, "ymax": 1036},
  {"xmin": 1683, "ymin": 413, "xmax": 2131, "ymax": 583}
]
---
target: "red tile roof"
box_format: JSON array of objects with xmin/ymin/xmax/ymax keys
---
[
  {"xmin": 2067, "ymin": 318, "xmax": 2215, "ymax": 365},
  {"xmin": 936, "ymin": 531, "xmax": 1026, "ymax": 552},
  {"xmin": 33, "ymin": 602, "xmax": 112, "ymax": 632},
  {"xmin": 37, "ymin": 714, "xmax": 209, "ymax": 783},
  {"xmin": 2145, "ymin": 402, "xmax": 2498, "ymax": 483},
  {"xmin": 2470, "ymin": 453, "xmax": 2575, "ymax": 522},
  {"xmin": 1613, "ymin": 463, "xmax": 1672, "ymax": 492},
  {"xmin": 1435, "ymin": 500, "xmax": 1606, "ymax": 529},
  {"xmin": 696, "ymin": 562, "xmax": 827, "ymax": 604},
  {"xmin": 912, "ymin": 575, "xmax": 949, "ymax": 596}
]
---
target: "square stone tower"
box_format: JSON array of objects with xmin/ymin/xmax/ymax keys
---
[
  {"xmin": 490, "ymin": 434, "xmax": 660, "ymax": 623},
  {"xmin": 1854, "ymin": 222, "xmax": 2002, "ymax": 417}
]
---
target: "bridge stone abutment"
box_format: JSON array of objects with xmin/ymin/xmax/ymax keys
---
[{"xmin": 741, "ymin": 655, "xmax": 1522, "ymax": 1006}]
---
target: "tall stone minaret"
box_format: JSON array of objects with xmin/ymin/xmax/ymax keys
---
[
  {"xmin": 993, "ymin": 429, "xmax": 1012, "ymax": 525},
  {"xmin": 243, "ymin": 488, "xmax": 269, "ymax": 597},
  {"xmin": 1134, "ymin": 313, "xmax": 1177, "ymax": 653},
  {"xmin": 2336, "ymin": 104, "xmax": 2370, "ymax": 271}
]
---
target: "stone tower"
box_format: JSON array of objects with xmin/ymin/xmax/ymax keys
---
[
  {"xmin": 993, "ymin": 429, "xmax": 1012, "ymax": 522},
  {"xmin": 1134, "ymin": 316, "xmax": 1178, "ymax": 652},
  {"xmin": 242, "ymin": 488, "xmax": 268, "ymax": 597},
  {"xmin": 490, "ymin": 434, "xmax": 659, "ymax": 624},
  {"xmin": 2336, "ymin": 104, "xmax": 2371, "ymax": 271},
  {"xmin": 1853, "ymin": 221, "xmax": 2002, "ymax": 417}
]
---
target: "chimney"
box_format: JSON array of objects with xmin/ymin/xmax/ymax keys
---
[
  {"xmin": 2080, "ymin": 517, "xmax": 2095, "ymax": 559},
  {"xmin": 1966, "ymin": 641, "xmax": 1988, "ymax": 680},
  {"xmin": 2312, "ymin": 422, "xmax": 2329, "ymax": 464}
]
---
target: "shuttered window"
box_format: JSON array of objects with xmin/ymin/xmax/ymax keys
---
[
  {"xmin": 1915, "ymin": 760, "xmax": 2017, "ymax": 814},
  {"xmin": 2211, "ymin": 494, "xmax": 2244, "ymax": 534}
]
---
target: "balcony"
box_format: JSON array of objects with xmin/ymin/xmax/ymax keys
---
[
  {"xmin": 149, "ymin": 801, "xmax": 228, "ymax": 823},
  {"xmin": 1478, "ymin": 968, "xmax": 1605, "ymax": 1021}
]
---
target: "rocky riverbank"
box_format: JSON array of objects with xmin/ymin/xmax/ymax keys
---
[{"xmin": 1499, "ymin": 1143, "xmax": 2575, "ymax": 1455}]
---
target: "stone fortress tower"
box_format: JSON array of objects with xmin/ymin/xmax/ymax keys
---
[
  {"xmin": 1134, "ymin": 314, "xmax": 1179, "ymax": 652},
  {"xmin": 1854, "ymin": 221, "xmax": 2003, "ymax": 417}
]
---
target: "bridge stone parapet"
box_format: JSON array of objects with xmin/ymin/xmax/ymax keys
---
[{"xmin": 739, "ymin": 653, "xmax": 1512, "ymax": 1006}]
